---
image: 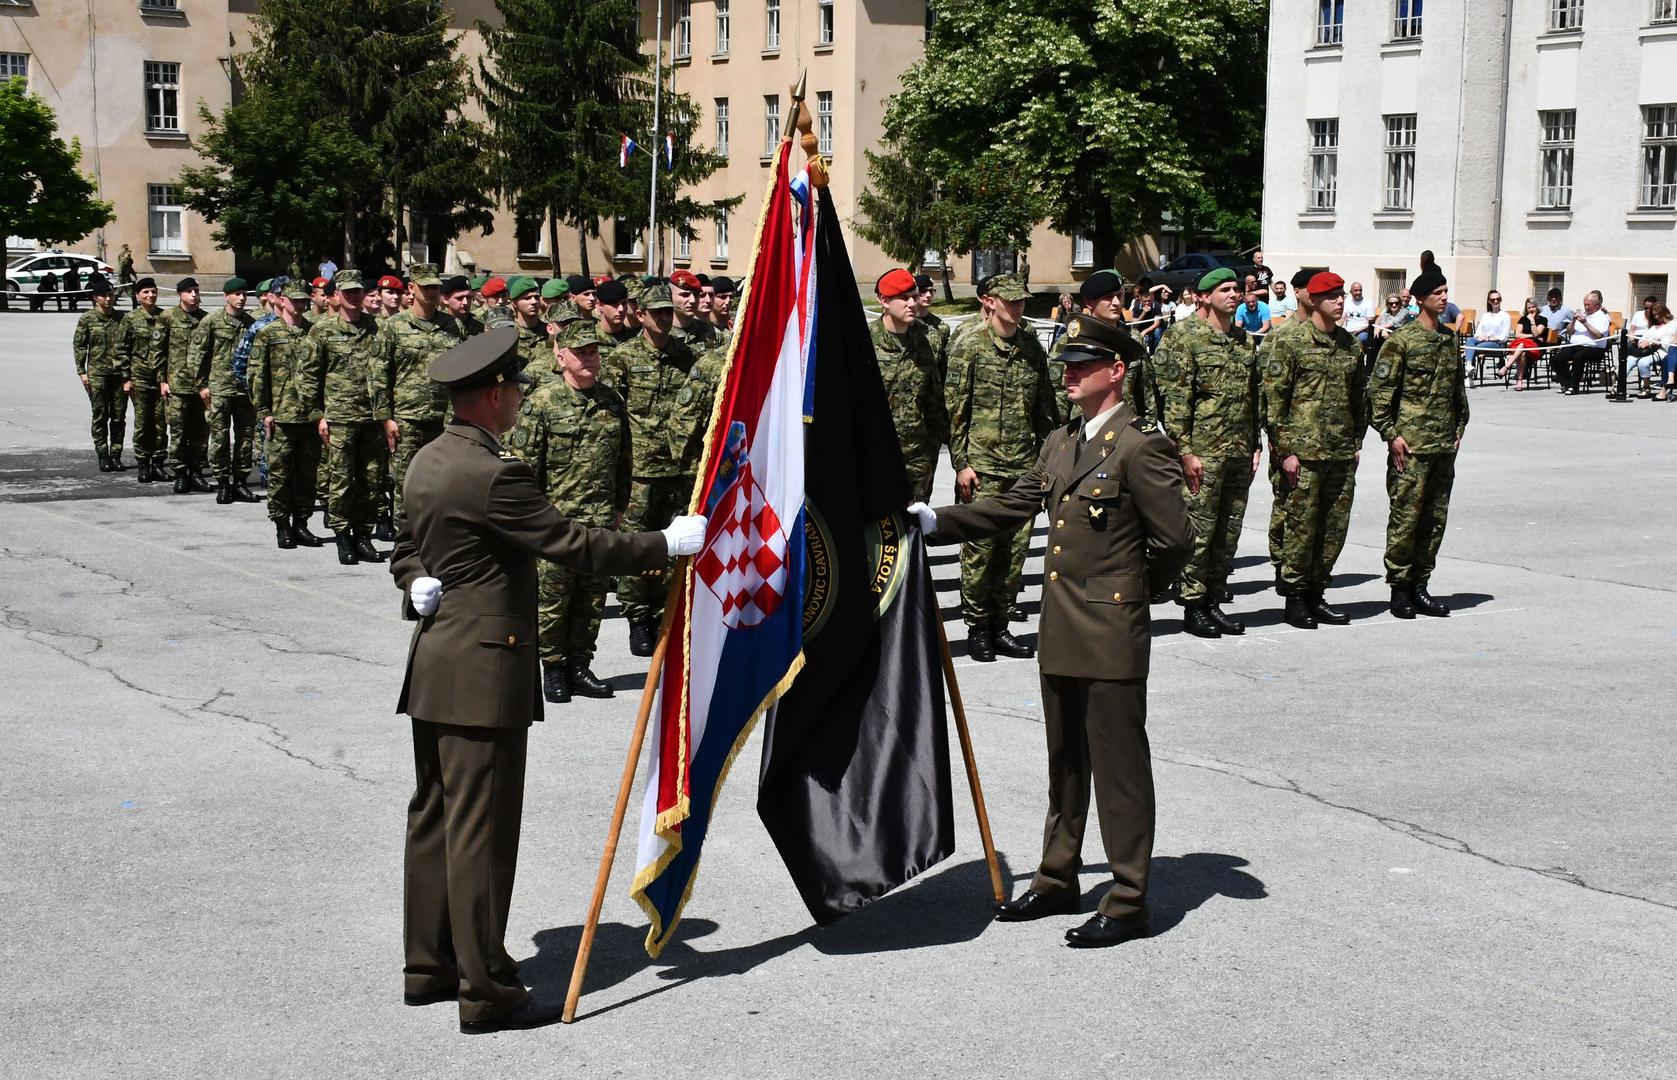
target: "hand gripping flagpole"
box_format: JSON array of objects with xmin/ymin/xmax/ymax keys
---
[{"xmin": 934, "ymin": 616, "xmax": 1006, "ymax": 904}]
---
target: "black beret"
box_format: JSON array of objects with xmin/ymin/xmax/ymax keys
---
[
  {"xmin": 86, "ymin": 275, "xmax": 112, "ymax": 296},
  {"xmin": 175, "ymin": 276, "xmax": 199, "ymax": 291},
  {"xmin": 1058, "ymin": 315, "xmax": 1145, "ymax": 366},
  {"xmin": 430, "ymin": 325, "xmax": 536, "ymax": 391},
  {"xmin": 696, "ymin": 273, "xmax": 712, "ymax": 287},
  {"xmin": 1079, "ymin": 269, "xmax": 1124, "ymax": 303},
  {"xmin": 440, "ymin": 274, "xmax": 470, "ymax": 294},
  {"xmin": 1290, "ymin": 268, "xmax": 1314, "ymax": 289},
  {"xmin": 132, "ymin": 276, "xmax": 157, "ymax": 291},
  {"xmin": 710, "ymin": 276, "xmax": 737, "ymax": 294},
  {"xmin": 594, "ymin": 279, "xmax": 629, "ymax": 304},
  {"xmin": 1409, "ymin": 268, "xmax": 1447, "ymax": 298},
  {"xmin": 913, "ymin": 273, "xmax": 934, "ymax": 291},
  {"xmin": 566, "ymin": 274, "xmax": 592, "ymax": 294}
]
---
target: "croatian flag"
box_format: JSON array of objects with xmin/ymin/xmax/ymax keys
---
[
  {"xmin": 620, "ymin": 134, "xmax": 638, "ymax": 168},
  {"xmin": 631, "ymin": 139, "xmax": 817, "ymax": 957},
  {"xmin": 665, "ymin": 132, "xmax": 675, "ymax": 170}
]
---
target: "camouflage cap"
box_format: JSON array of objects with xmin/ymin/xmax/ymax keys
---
[
  {"xmin": 557, "ymin": 320, "xmax": 606, "ymax": 350},
  {"xmin": 542, "ymin": 300, "xmax": 581, "ymax": 326},
  {"xmin": 505, "ymin": 275, "xmax": 539, "ymax": 300},
  {"xmin": 624, "ymin": 277, "xmax": 647, "ymax": 303},
  {"xmin": 639, "ymin": 283, "xmax": 675, "ymax": 311},
  {"xmin": 333, "ymin": 269, "xmax": 365, "ymax": 291},
  {"xmin": 409, "ymin": 263, "xmax": 442, "ymax": 287},
  {"xmin": 539, "ymin": 277, "xmax": 570, "ymax": 300},
  {"xmin": 980, "ymin": 273, "xmax": 1030, "ymax": 301},
  {"xmin": 282, "ymin": 280, "xmax": 311, "ymax": 302}
]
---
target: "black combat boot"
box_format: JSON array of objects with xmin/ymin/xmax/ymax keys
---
[
  {"xmin": 335, "ymin": 534, "xmax": 359, "ymax": 565},
  {"xmin": 628, "ymin": 622, "xmax": 656, "ymax": 658},
  {"xmin": 215, "ymin": 483, "xmax": 234, "ymax": 505},
  {"xmin": 137, "ymin": 461, "xmax": 154, "ymax": 483},
  {"xmin": 1410, "ymin": 583, "xmax": 1450, "ymax": 617},
  {"xmin": 151, "ymin": 457, "xmax": 172, "ymax": 481},
  {"xmin": 275, "ymin": 520, "xmax": 296, "ymax": 549},
  {"xmin": 230, "ymin": 477, "xmax": 261, "ymax": 503},
  {"xmin": 1390, "ymin": 586, "xmax": 1416, "ymax": 620},
  {"xmin": 98, "ymin": 453, "xmax": 113, "ymax": 473},
  {"xmin": 1207, "ymin": 604, "xmax": 1246, "ymax": 636},
  {"xmin": 373, "ymin": 514, "xmax": 396, "ymax": 543},
  {"xmin": 1283, "ymin": 594, "xmax": 1318, "ymax": 630},
  {"xmin": 1274, "ymin": 570, "xmax": 1290, "ymax": 597},
  {"xmin": 109, "ymin": 451, "xmax": 126, "ymax": 470},
  {"xmin": 542, "ymin": 661, "xmax": 571, "ymax": 704},
  {"xmin": 354, "ymin": 533, "xmax": 387, "ymax": 563},
  {"xmin": 290, "ymin": 515, "xmax": 325, "ymax": 547},
  {"xmin": 190, "ymin": 468, "xmax": 214, "ymax": 493},
  {"xmin": 1310, "ymin": 592, "xmax": 1351, "ymax": 625},
  {"xmin": 1183, "ymin": 603, "xmax": 1222, "ymax": 639},
  {"xmin": 992, "ymin": 627, "xmax": 1035, "ymax": 658},
  {"xmin": 173, "ymin": 472, "xmax": 192, "ymax": 494},
  {"xmin": 967, "ymin": 627, "xmax": 996, "ymax": 663},
  {"xmin": 566, "ymin": 661, "xmax": 615, "ymax": 699},
  {"xmin": 1216, "ymin": 586, "xmax": 1235, "ymax": 604}
]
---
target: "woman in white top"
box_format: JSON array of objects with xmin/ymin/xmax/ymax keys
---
[{"xmin": 1626, "ymin": 302, "xmax": 1676, "ymax": 399}]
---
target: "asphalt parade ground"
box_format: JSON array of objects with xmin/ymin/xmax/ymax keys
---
[{"xmin": 3, "ymin": 311, "xmax": 1674, "ymax": 1078}]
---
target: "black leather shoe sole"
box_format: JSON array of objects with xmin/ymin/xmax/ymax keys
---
[
  {"xmin": 994, "ymin": 892, "xmax": 1080, "ymax": 922},
  {"xmin": 460, "ymin": 1001, "xmax": 565, "ymax": 1035},
  {"xmin": 404, "ymin": 988, "xmax": 457, "ymax": 1007},
  {"xmin": 1065, "ymin": 915, "xmax": 1151, "ymax": 948},
  {"xmin": 991, "ymin": 635, "xmax": 1035, "ymax": 659}
]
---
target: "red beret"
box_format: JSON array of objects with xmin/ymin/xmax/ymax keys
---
[
  {"xmin": 480, "ymin": 276, "xmax": 508, "ymax": 298},
  {"xmin": 377, "ymin": 275, "xmax": 404, "ymax": 291},
  {"xmin": 1306, "ymin": 271, "xmax": 1344, "ymax": 295},
  {"xmin": 669, "ymin": 269, "xmax": 702, "ymax": 291},
  {"xmin": 876, "ymin": 268, "xmax": 918, "ymax": 298},
  {"xmin": 311, "ymin": 276, "xmax": 329, "ymax": 288}
]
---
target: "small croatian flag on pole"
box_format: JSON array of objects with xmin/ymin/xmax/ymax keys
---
[
  {"xmin": 665, "ymin": 133, "xmax": 675, "ymax": 170},
  {"xmin": 620, "ymin": 134, "xmax": 638, "ymax": 168}
]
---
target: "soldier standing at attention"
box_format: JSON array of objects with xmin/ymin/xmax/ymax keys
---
[
  {"xmin": 592, "ymin": 279, "xmax": 639, "ymax": 347},
  {"xmin": 307, "ymin": 277, "xmax": 331, "ymax": 327},
  {"xmin": 190, "ymin": 277, "xmax": 260, "ymax": 504},
  {"xmin": 668, "ymin": 269, "xmax": 721, "ymax": 353},
  {"xmin": 566, "ymin": 275, "xmax": 597, "ymax": 321},
  {"xmin": 870, "ymin": 268, "xmax": 949, "ymax": 501},
  {"xmin": 380, "ymin": 263, "xmax": 464, "ymax": 521},
  {"xmin": 1257, "ymin": 268, "xmax": 1317, "ymax": 598},
  {"xmin": 251, "ymin": 281, "xmax": 327, "ymax": 550},
  {"xmin": 307, "ymin": 269, "xmax": 395, "ymax": 565},
  {"xmin": 73, "ymin": 276, "xmax": 127, "ymax": 472},
  {"xmin": 538, "ymin": 277, "xmax": 568, "ymax": 319},
  {"xmin": 943, "ymin": 272, "xmax": 1059, "ymax": 663},
  {"xmin": 503, "ymin": 278, "xmax": 549, "ymax": 378},
  {"xmin": 479, "ymin": 276, "xmax": 510, "ymax": 327},
  {"xmin": 709, "ymin": 276, "xmax": 738, "ymax": 340},
  {"xmin": 506, "ymin": 322, "xmax": 633, "ymax": 703},
  {"xmin": 441, "ymin": 275, "xmax": 483, "ymax": 337},
  {"xmin": 1156, "ymin": 268, "xmax": 1262, "ymax": 638},
  {"xmin": 376, "ymin": 275, "xmax": 407, "ymax": 323},
  {"xmin": 914, "ymin": 273, "xmax": 950, "ymax": 372},
  {"xmin": 1263, "ymin": 271, "xmax": 1365, "ymax": 629},
  {"xmin": 1368, "ymin": 269, "xmax": 1467, "ymax": 620},
  {"xmin": 603, "ymin": 283, "xmax": 699, "ymax": 657},
  {"xmin": 116, "ymin": 277, "xmax": 169, "ymax": 483},
  {"xmin": 159, "ymin": 277, "xmax": 210, "ymax": 492}
]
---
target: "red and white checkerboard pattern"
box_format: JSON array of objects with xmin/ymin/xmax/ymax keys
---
[{"xmin": 693, "ymin": 463, "xmax": 789, "ymax": 628}]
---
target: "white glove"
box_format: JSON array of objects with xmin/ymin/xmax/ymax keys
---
[
  {"xmin": 410, "ymin": 576, "xmax": 443, "ymax": 617},
  {"xmin": 907, "ymin": 502, "xmax": 937, "ymax": 536},
  {"xmin": 662, "ymin": 515, "xmax": 708, "ymax": 557}
]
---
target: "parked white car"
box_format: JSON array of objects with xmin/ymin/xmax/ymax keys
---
[{"xmin": 5, "ymin": 251, "xmax": 116, "ymax": 292}]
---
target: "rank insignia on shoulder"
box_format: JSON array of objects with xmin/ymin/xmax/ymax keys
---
[{"xmin": 1104, "ymin": 430, "xmax": 1115, "ymax": 441}]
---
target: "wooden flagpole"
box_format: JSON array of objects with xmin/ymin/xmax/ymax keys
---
[{"xmin": 934, "ymin": 616, "xmax": 1005, "ymax": 904}]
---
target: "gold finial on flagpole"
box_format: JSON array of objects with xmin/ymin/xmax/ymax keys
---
[{"xmin": 786, "ymin": 69, "xmax": 829, "ymax": 188}]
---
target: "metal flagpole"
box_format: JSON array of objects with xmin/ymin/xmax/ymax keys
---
[{"xmin": 648, "ymin": 0, "xmax": 664, "ymax": 274}]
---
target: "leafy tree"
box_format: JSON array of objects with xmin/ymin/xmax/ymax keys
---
[
  {"xmin": 855, "ymin": 139, "xmax": 956, "ymax": 300},
  {"xmin": 0, "ymin": 79, "xmax": 115, "ymax": 307},
  {"xmin": 884, "ymin": 0, "xmax": 1267, "ymax": 270}
]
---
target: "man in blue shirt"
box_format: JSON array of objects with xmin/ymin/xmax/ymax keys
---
[{"xmin": 1234, "ymin": 290, "xmax": 1271, "ymax": 345}]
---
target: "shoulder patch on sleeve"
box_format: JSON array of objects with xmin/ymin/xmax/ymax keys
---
[{"xmin": 1374, "ymin": 360, "xmax": 1392, "ymax": 379}]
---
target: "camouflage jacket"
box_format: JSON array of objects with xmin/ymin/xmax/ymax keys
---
[
  {"xmin": 250, "ymin": 318, "xmax": 320, "ymax": 424},
  {"xmin": 1367, "ymin": 319, "xmax": 1469, "ymax": 455},
  {"xmin": 672, "ymin": 317, "xmax": 722, "ymax": 354},
  {"xmin": 1156, "ymin": 315, "xmax": 1261, "ymax": 459},
  {"xmin": 870, "ymin": 318, "xmax": 949, "ymax": 466},
  {"xmin": 159, "ymin": 304, "xmax": 208, "ymax": 391},
  {"xmin": 920, "ymin": 311, "xmax": 951, "ymax": 369},
  {"xmin": 115, "ymin": 306, "xmax": 167, "ymax": 383},
  {"xmin": 601, "ymin": 333, "xmax": 698, "ymax": 478},
  {"xmin": 513, "ymin": 320, "xmax": 554, "ymax": 385},
  {"xmin": 305, "ymin": 312, "xmax": 388, "ymax": 423},
  {"xmin": 506, "ymin": 378, "xmax": 632, "ymax": 527},
  {"xmin": 1261, "ymin": 319, "xmax": 1367, "ymax": 462},
  {"xmin": 191, "ymin": 308, "xmax": 256, "ymax": 400},
  {"xmin": 458, "ymin": 311, "xmax": 485, "ymax": 338},
  {"xmin": 379, "ymin": 310, "xmax": 464, "ymax": 424},
  {"xmin": 944, "ymin": 321, "xmax": 1058, "ymax": 476},
  {"xmin": 1256, "ymin": 316, "xmax": 1306, "ymax": 445},
  {"xmin": 72, "ymin": 307, "xmax": 124, "ymax": 376},
  {"xmin": 599, "ymin": 323, "xmax": 640, "ymax": 349},
  {"xmin": 667, "ymin": 349, "xmax": 727, "ymax": 477}
]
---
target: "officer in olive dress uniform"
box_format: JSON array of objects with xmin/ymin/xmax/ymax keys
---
[
  {"xmin": 389, "ymin": 326, "xmax": 707, "ymax": 1034},
  {"xmin": 910, "ymin": 318, "xmax": 1192, "ymax": 948}
]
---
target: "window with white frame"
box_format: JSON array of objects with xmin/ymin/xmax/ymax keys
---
[
  {"xmin": 1308, "ymin": 118, "xmax": 1339, "ymax": 211},
  {"xmin": 1383, "ymin": 114, "xmax": 1417, "ymax": 210},
  {"xmin": 674, "ymin": 229, "xmax": 691, "ymax": 262},
  {"xmin": 816, "ymin": 91, "xmax": 833, "ymax": 155},
  {"xmin": 1641, "ymin": 104, "xmax": 1677, "ymax": 208},
  {"xmin": 1393, "ymin": 0, "xmax": 1423, "ymax": 39},
  {"xmin": 763, "ymin": 95, "xmax": 780, "ymax": 156},
  {"xmin": 515, "ymin": 210, "xmax": 543, "ymax": 256},
  {"xmin": 1548, "ymin": 0, "xmax": 1582, "ymax": 31},
  {"xmin": 673, "ymin": 1, "xmax": 692, "ymax": 59},
  {"xmin": 765, "ymin": 0, "xmax": 781, "ymax": 50},
  {"xmin": 714, "ymin": 0, "xmax": 730, "ymax": 53},
  {"xmin": 714, "ymin": 98, "xmax": 729, "ymax": 157},
  {"xmin": 1071, "ymin": 233, "xmax": 1094, "ymax": 268},
  {"xmin": 148, "ymin": 184, "xmax": 185, "ymax": 255},
  {"xmin": 1656, "ymin": 0, "xmax": 1677, "ymax": 25},
  {"xmin": 818, "ymin": 0, "xmax": 835, "ymax": 45},
  {"xmin": 1316, "ymin": 0, "xmax": 1344, "ymax": 45},
  {"xmin": 0, "ymin": 52, "xmax": 28, "ymax": 87},
  {"xmin": 922, "ymin": 248, "xmax": 943, "ymax": 270},
  {"xmin": 1537, "ymin": 109, "xmax": 1575, "ymax": 209},
  {"xmin": 144, "ymin": 61, "xmax": 181, "ymax": 133},
  {"xmin": 714, "ymin": 212, "xmax": 730, "ymax": 261}
]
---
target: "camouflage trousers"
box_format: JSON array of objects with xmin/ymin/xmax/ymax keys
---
[
  {"xmin": 1279, "ymin": 458, "xmax": 1357, "ymax": 594},
  {"xmin": 617, "ymin": 475, "xmax": 690, "ymax": 625},
  {"xmin": 902, "ymin": 449, "xmax": 938, "ymax": 503},
  {"xmin": 128, "ymin": 379, "xmax": 168, "ymax": 461},
  {"xmin": 1267, "ymin": 460, "xmax": 1289, "ymax": 570},
  {"xmin": 265, "ymin": 422, "xmax": 321, "ymax": 523},
  {"xmin": 1180, "ymin": 456, "xmax": 1254, "ymax": 604},
  {"xmin": 539, "ymin": 558, "xmax": 610, "ymax": 665},
  {"xmin": 168, "ymin": 392, "xmax": 210, "ymax": 473},
  {"xmin": 391, "ymin": 417, "xmax": 444, "ymax": 520},
  {"xmin": 960, "ymin": 472, "xmax": 1032, "ymax": 629},
  {"xmin": 210, "ymin": 393, "xmax": 257, "ymax": 483},
  {"xmin": 85, "ymin": 370, "xmax": 127, "ymax": 456},
  {"xmin": 327, "ymin": 421, "xmax": 386, "ymax": 534},
  {"xmin": 1384, "ymin": 452, "xmax": 1455, "ymax": 587}
]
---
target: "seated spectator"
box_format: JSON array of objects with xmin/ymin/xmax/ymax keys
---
[
  {"xmin": 1171, "ymin": 286, "xmax": 1196, "ymax": 324},
  {"xmin": 1234, "ymin": 290, "xmax": 1271, "ymax": 344},
  {"xmin": 1374, "ymin": 293, "xmax": 1410, "ymax": 340},
  {"xmin": 1500, "ymin": 298, "xmax": 1547, "ymax": 391},
  {"xmin": 63, "ymin": 266, "xmax": 82, "ymax": 312},
  {"xmin": 1343, "ymin": 281, "xmax": 1376, "ymax": 346},
  {"xmin": 1401, "ymin": 288, "xmax": 1417, "ymax": 317},
  {"xmin": 35, "ymin": 272, "xmax": 60, "ymax": 312},
  {"xmin": 1463, "ymin": 290, "xmax": 1512, "ymax": 374},
  {"xmin": 1537, "ymin": 288, "xmax": 1572, "ymax": 344},
  {"xmin": 1129, "ymin": 279, "xmax": 1167, "ymax": 350},
  {"xmin": 1624, "ymin": 300, "xmax": 1675, "ymax": 399},
  {"xmin": 1442, "ymin": 297, "xmax": 1463, "ymax": 332},
  {"xmin": 1271, "ymin": 279, "xmax": 1297, "ymax": 317},
  {"xmin": 1551, "ymin": 289, "xmax": 1609, "ymax": 395},
  {"xmin": 1052, "ymin": 291, "xmax": 1075, "ymax": 326}
]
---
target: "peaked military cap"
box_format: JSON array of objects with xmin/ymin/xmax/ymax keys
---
[
  {"xmin": 332, "ymin": 269, "xmax": 364, "ymax": 291},
  {"xmin": 979, "ymin": 273, "xmax": 1030, "ymax": 301},
  {"xmin": 639, "ymin": 283, "xmax": 675, "ymax": 311},
  {"xmin": 282, "ymin": 280, "xmax": 311, "ymax": 301},
  {"xmin": 542, "ymin": 300, "xmax": 580, "ymax": 325},
  {"xmin": 1059, "ymin": 315, "xmax": 1145, "ymax": 366},
  {"xmin": 430, "ymin": 325, "xmax": 536, "ymax": 391},
  {"xmin": 409, "ymin": 263, "xmax": 443, "ymax": 287},
  {"xmin": 557, "ymin": 320, "xmax": 606, "ymax": 350}
]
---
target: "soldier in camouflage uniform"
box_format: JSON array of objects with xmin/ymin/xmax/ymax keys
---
[
  {"xmin": 1048, "ymin": 271, "xmax": 1134, "ymax": 430},
  {"xmin": 116, "ymin": 277, "xmax": 169, "ymax": 482},
  {"xmin": 1367, "ymin": 270, "xmax": 1468, "ymax": 620},
  {"xmin": 538, "ymin": 276, "xmax": 569, "ymax": 319},
  {"xmin": 502, "ymin": 277, "xmax": 551, "ymax": 380},
  {"xmin": 944, "ymin": 273, "xmax": 1059, "ymax": 662},
  {"xmin": 1262, "ymin": 271, "xmax": 1365, "ymax": 630},
  {"xmin": 506, "ymin": 322, "xmax": 633, "ymax": 703},
  {"xmin": 914, "ymin": 273, "xmax": 951, "ymax": 375},
  {"xmin": 251, "ymin": 280, "xmax": 327, "ymax": 550},
  {"xmin": 669, "ymin": 270, "xmax": 722, "ymax": 353},
  {"xmin": 159, "ymin": 277, "xmax": 211, "ymax": 493},
  {"xmin": 602, "ymin": 283, "xmax": 699, "ymax": 656},
  {"xmin": 872, "ymin": 269, "xmax": 949, "ymax": 501},
  {"xmin": 1258, "ymin": 269, "xmax": 1318, "ymax": 595},
  {"xmin": 441, "ymin": 274, "xmax": 484, "ymax": 337},
  {"xmin": 479, "ymin": 276, "xmax": 511, "ymax": 328},
  {"xmin": 306, "ymin": 269, "xmax": 395, "ymax": 565},
  {"xmin": 379, "ymin": 263, "xmax": 463, "ymax": 520},
  {"xmin": 1156, "ymin": 268, "xmax": 1262, "ymax": 638},
  {"xmin": 592, "ymin": 279, "xmax": 640, "ymax": 347},
  {"xmin": 189, "ymin": 277, "xmax": 260, "ymax": 504},
  {"xmin": 73, "ymin": 276, "xmax": 126, "ymax": 471}
]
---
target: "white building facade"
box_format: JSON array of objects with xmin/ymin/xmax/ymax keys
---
[{"xmin": 1262, "ymin": 0, "xmax": 1677, "ymax": 316}]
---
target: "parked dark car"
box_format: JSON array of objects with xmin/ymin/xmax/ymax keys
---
[{"xmin": 1147, "ymin": 252, "xmax": 1259, "ymax": 296}]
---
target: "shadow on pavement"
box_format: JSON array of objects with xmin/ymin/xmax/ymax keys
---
[{"xmin": 1077, "ymin": 852, "xmax": 1267, "ymax": 938}]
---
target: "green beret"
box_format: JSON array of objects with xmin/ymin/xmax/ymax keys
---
[
  {"xmin": 333, "ymin": 269, "xmax": 364, "ymax": 291},
  {"xmin": 506, "ymin": 275, "xmax": 539, "ymax": 300},
  {"xmin": 223, "ymin": 277, "xmax": 248, "ymax": 293},
  {"xmin": 540, "ymin": 278, "xmax": 570, "ymax": 300},
  {"xmin": 468, "ymin": 274, "xmax": 488, "ymax": 290},
  {"xmin": 1197, "ymin": 267, "xmax": 1237, "ymax": 292},
  {"xmin": 255, "ymin": 278, "xmax": 273, "ymax": 294}
]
